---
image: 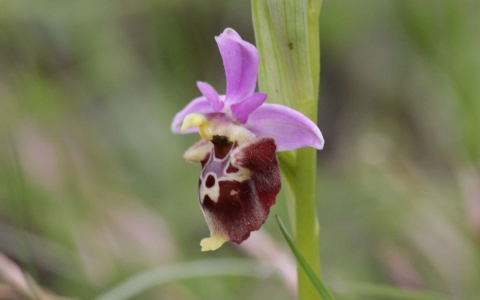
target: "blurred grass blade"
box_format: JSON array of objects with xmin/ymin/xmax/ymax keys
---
[
  {"xmin": 275, "ymin": 215, "xmax": 335, "ymax": 300},
  {"xmin": 95, "ymin": 259, "xmax": 269, "ymax": 300},
  {"xmin": 338, "ymin": 282, "xmax": 456, "ymax": 300}
]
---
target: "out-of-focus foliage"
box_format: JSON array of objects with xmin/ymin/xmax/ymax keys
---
[{"xmin": 0, "ymin": 0, "xmax": 479, "ymax": 299}]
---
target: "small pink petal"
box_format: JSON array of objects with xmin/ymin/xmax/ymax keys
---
[
  {"xmin": 197, "ymin": 81, "xmax": 224, "ymax": 112},
  {"xmin": 230, "ymin": 92, "xmax": 267, "ymax": 124}
]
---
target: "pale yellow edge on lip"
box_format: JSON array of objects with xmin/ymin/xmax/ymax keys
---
[{"xmin": 200, "ymin": 234, "xmax": 228, "ymax": 251}]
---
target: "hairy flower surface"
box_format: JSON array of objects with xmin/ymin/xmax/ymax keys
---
[{"xmin": 171, "ymin": 28, "xmax": 324, "ymax": 251}]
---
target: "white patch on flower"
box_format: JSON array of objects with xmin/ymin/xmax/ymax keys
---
[{"xmin": 200, "ymin": 172, "xmax": 220, "ymax": 203}]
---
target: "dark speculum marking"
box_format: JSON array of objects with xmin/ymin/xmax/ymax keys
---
[{"xmin": 205, "ymin": 174, "xmax": 215, "ymax": 188}]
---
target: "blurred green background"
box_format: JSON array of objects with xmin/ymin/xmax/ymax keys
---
[{"xmin": 1, "ymin": 0, "xmax": 479, "ymax": 299}]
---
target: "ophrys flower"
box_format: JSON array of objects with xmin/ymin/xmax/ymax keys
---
[{"xmin": 171, "ymin": 28, "xmax": 324, "ymax": 251}]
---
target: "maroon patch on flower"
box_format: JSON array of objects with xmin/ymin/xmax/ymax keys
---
[
  {"xmin": 211, "ymin": 135, "xmax": 233, "ymax": 159},
  {"xmin": 202, "ymin": 179, "xmax": 267, "ymax": 243},
  {"xmin": 233, "ymin": 137, "xmax": 281, "ymax": 208},
  {"xmin": 225, "ymin": 164, "xmax": 239, "ymax": 173}
]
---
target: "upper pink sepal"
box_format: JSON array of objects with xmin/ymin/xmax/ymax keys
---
[{"xmin": 215, "ymin": 28, "xmax": 259, "ymax": 106}]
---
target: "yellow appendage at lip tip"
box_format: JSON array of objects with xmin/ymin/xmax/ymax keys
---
[
  {"xmin": 181, "ymin": 113, "xmax": 213, "ymax": 140},
  {"xmin": 200, "ymin": 235, "xmax": 228, "ymax": 251}
]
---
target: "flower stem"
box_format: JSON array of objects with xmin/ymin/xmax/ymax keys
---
[
  {"xmin": 251, "ymin": 0, "xmax": 323, "ymax": 298},
  {"xmin": 295, "ymin": 1, "xmax": 322, "ymax": 299},
  {"xmin": 295, "ymin": 147, "xmax": 321, "ymax": 300}
]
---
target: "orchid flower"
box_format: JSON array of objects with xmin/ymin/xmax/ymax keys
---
[{"xmin": 171, "ymin": 28, "xmax": 324, "ymax": 251}]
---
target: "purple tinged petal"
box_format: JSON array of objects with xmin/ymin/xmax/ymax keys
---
[
  {"xmin": 171, "ymin": 96, "xmax": 216, "ymax": 133},
  {"xmin": 215, "ymin": 28, "xmax": 259, "ymax": 105},
  {"xmin": 245, "ymin": 104, "xmax": 325, "ymax": 151},
  {"xmin": 230, "ymin": 92, "xmax": 267, "ymax": 124},
  {"xmin": 197, "ymin": 81, "xmax": 224, "ymax": 112}
]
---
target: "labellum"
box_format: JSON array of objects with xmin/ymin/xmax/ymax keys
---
[{"xmin": 185, "ymin": 132, "xmax": 280, "ymax": 251}]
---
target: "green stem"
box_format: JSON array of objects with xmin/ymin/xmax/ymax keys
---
[
  {"xmin": 296, "ymin": 1, "xmax": 322, "ymax": 299},
  {"xmin": 251, "ymin": 1, "xmax": 322, "ymax": 299},
  {"xmin": 295, "ymin": 147, "xmax": 321, "ymax": 300}
]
